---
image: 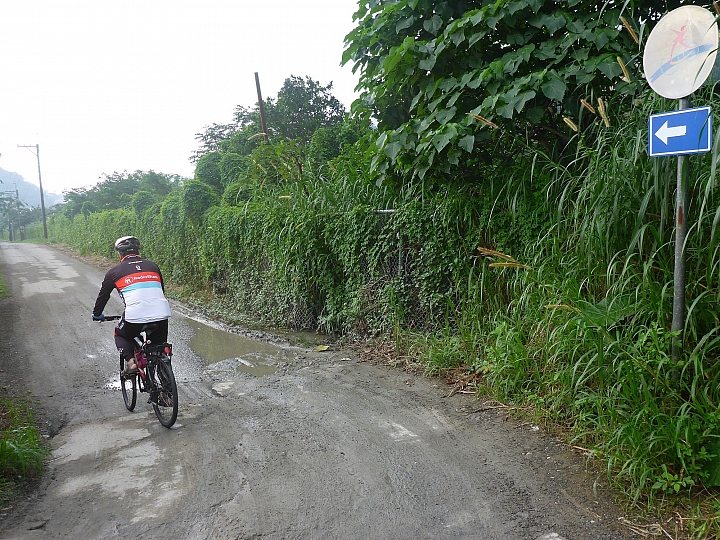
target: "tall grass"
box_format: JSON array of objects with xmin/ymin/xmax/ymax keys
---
[
  {"xmin": 0, "ymin": 270, "xmax": 7, "ymax": 300},
  {"xmin": 408, "ymin": 85, "xmax": 720, "ymax": 505},
  {"xmin": 0, "ymin": 398, "xmax": 46, "ymax": 506}
]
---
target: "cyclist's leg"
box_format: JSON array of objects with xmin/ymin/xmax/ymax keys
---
[{"xmin": 114, "ymin": 318, "xmax": 143, "ymax": 370}]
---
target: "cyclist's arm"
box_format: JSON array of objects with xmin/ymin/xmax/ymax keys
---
[{"xmin": 93, "ymin": 274, "xmax": 116, "ymax": 317}]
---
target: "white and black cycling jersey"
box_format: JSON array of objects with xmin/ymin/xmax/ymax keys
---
[{"xmin": 93, "ymin": 254, "xmax": 171, "ymax": 323}]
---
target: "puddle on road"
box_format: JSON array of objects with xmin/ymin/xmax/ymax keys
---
[{"xmin": 185, "ymin": 317, "xmax": 292, "ymax": 377}]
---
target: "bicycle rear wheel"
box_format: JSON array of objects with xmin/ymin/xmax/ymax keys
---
[
  {"xmin": 151, "ymin": 357, "xmax": 178, "ymax": 427},
  {"xmin": 120, "ymin": 356, "xmax": 137, "ymax": 411}
]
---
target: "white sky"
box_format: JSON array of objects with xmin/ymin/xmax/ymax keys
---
[{"xmin": 0, "ymin": 0, "xmax": 361, "ymax": 196}]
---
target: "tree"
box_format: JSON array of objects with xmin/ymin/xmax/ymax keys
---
[
  {"xmin": 138, "ymin": 171, "xmax": 177, "ymax": 198},
  {"xmin": 0, "ymin": 192, "xmax": 20, "ymax": 237},
  {"xmin": 190, "ymin": 75, "xmax": 347, "ymax": 164},
  {"xmin": 342, "ymin": 0, "xmax": 669, "ymax": 182},
  {"xmin": 274, "ymin": 76, "xmax": 346, "ymax": 144},
  {"xmin": 195, "ymin": 152, "xmax": 223, "ymax": 193},
  {"xmin": 59, "ymin": 170, "xmax": 180, "ymax": 218},
  {"xmin": 190, "ymin": 122, "xmax": 239, "ymax": 164},
  {"xmin": 307, "ymin": 115, "xmax": 365, "ymax": 173},
  {"xmin": 132, "ymin": 191, "xmax": 156, "ymax": 217},
  {"xmin": 181, "ymin": 180, "xmax": 220, "ymax": 226}
]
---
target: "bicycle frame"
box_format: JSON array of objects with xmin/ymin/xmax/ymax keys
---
[{"xmin": 102, "ymin": 316, "xmax": 178, "ymax": 427}]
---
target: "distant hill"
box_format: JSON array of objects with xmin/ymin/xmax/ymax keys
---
[{"xmin": 0, "ymin": 168, "xmax": 64, "ymax": 207}]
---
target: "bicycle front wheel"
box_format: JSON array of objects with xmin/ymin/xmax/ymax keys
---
[
  {"xmin": 151, "ymin": 357, "xmax": 178, "ymax": 428},
  {"xmin": 120, "ymin": 356, "xmax": 137, "ymax": 411}
]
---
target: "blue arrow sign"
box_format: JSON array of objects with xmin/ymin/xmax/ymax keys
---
[{"xmin": 649, "ymin": 106, "xmax": 712, "ymax": 157}]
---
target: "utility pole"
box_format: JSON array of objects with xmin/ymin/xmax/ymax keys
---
[
  {"xmin": 12, "ymin": 184, "xmax": 20, "ymax": 240},
  {"xmin": 254, "ymin": 72, "xmax": 269, "ymax": 142},
  {"xmin": 18, "ymin": 144, "xmax": 48, "ymax": 238}
]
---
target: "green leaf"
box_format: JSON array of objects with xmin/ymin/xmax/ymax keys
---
[
  {"xmin": 566, "ymin": 20, "xmax": 585, "ymax": 34},
  {"xmin": 598, "ymin": 57, "xmax": 622, "ymax": 80},
  {"xmin": 468, "ymin": 31, "xmax": 484, "ymax": 48},
  {"xmin": 423, "ymin": 14, "xmax": 443, "ymax": 35},
  {"xmin": 450, "ymin": 28, "xmax": 465, "ymax": 46},
  {"xmin": 458, "ymin": 134, "xmax": 475, "ymax": 153},
  {"xmin": 447, "ymin": 92, "xmax": 461, "ymax": 108},
  {"xmin": 429, "ymin": 95, "xmax": 444, "ymax": 112},
  {"xmin": 487, "ymin": 15, "xmax": 502, "ymax": 29},
  {"xmin": 376, "ymin": 132, "xmax": 388, "ymax": 150},
  {"xmin": 419, "ymin": 54, "xmax": 437, "ymax": 71},
  {"xmin": 529, "ymin": 13, "xmax": 566, "ymax": 35},
  {"xmin": 595, "ymin": 28, "xmax": 614, "ymax": 50},
  {"xmin": 511, "ymin": 90, "xmax": 536, "ymax": 112},
  {"xmin": 439, "ymin": 78, "xmax": 458, "ymax": 92},
  {"xmin": 497, "ymin": 101, "xmax": 515, "ymax": 118},
  {"xmin": 432, "ymin": 132, "xmax": 451, "ymax": 153},
  {"xmin": 436, "ymin": 107, "xmax": 457, "ymax": 125},
  {"xmin": 383, "ymin": 52, "xmax": 403, "ymax": 72},
  {"xmin": 431, "ymin": 124, "xmax": 458, "ymax": 153},
  {"xmin": 396, "ymin": 16, "xmax": 415, "ymax": 33},
  {"xmin": 385, "ymin": 141, "xmax": 403, "ymax": 160},
  {"xmin": 541, "ymin": 73, "xmax": 566, "ymax": 101},
  {"xmin": 467, "ymin": 74, "xmax": 484, "ymax": 90},
  {"xmin": 544, "ymin": 13, "xmax": 567, "ymax": 34},
  {"xmin": 460, "ymin": 70, "xmax": 476, "ymax": 87},
  {"xmin": 525, "ymin": 106, "xmax": 544, "ymax": 123},
  {"xmin": 571, "ymin": 48, "xmax": 590, "ymax": 62}
]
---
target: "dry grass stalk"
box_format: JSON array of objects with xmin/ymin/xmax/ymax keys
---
[
  {"xmin": 620, "ymin": 16, "xmax": 639, "ymax": 45},
  {"xmin": 476, "ymin": 246, "xmax": 516, "ymax": 261},
  {"xmin": 581, "ymin": 99, "xmax": 596, "ymax": 114},
  {"xmin": 598, "ymin": 97, "xmax": 610, "ymax": 127},
  {"xmin": 617, "ymin": 56, "xmax": 632, "ymax": 82},
  {"xmin": 563, "ymin": 117, "xmax": 579, "ymax": 132},
  {"xmin": 489, "ymin": 261, "xmax": 533, "ymax": 270},
  {"xmin": 468, "ymin": 113, "xmax": 499, "ymax": 129}
]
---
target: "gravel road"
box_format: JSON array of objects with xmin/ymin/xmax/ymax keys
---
[{"xmin": 0, "ymin": 242, "xmax": 634, "ymax": 540}]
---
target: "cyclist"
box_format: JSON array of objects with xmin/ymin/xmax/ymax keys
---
[{"xmin": 92, "ymin": 236, "xmax": 172, "ymax": 374}]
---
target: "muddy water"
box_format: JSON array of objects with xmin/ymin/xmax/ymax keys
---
[{"xmin": 184, "ymin": 317, "xmax": 295, "ymax": 377}]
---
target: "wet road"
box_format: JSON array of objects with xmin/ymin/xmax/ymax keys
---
[{"xmin": 0, "ymin": 242, "xmax": 633, "ymax": 540}]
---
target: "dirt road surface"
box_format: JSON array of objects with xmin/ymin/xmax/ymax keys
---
[{"xmin": 0, "ymin": 242, "xmax": 634, "ymax": 540}]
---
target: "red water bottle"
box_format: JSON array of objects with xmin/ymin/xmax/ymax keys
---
[{"xmin": 135, "ymin": 349, "xmax": 147, "ymax": 370}]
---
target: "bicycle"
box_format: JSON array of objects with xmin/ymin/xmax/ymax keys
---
[{"xmin": 103, "ymin": 316, "xmax": 179, "ymax": 428}]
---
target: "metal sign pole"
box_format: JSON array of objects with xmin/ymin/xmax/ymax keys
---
[
  {"xmin": 643, "ymin": 5, "xmax": 718, "ymax": 363},
  {"xmin": 671, "ymin": 97, "xmax": 691, "ymax": 360}
]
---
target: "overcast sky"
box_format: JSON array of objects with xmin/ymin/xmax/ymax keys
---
[{"xmin": 0, "ymin": 0, "xmax": 361, "ymax": 196}]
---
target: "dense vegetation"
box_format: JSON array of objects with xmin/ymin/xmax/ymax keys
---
[
  {"xmin": 10, "ymin": 0, "xmax": 720, "ymax": 529},
  {"xmin": 0, "ymin": 191, "xmax": 46, "ymax": 241}
]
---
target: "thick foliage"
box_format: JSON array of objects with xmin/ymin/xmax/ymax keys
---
[
  {"xmin": 194, "ymin": 152, "xmax": 223, "ymax": 193},
  {"xmin": 62, "ymin": 170, "xmax": 180, "ymax": 219},
  {"xmin": 192, "ymin": 75, "xmax": 348, "ymax": 164},
  {"xmin": 343, "ymin": 0, "xmax": 678, "ymax": 182}
]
